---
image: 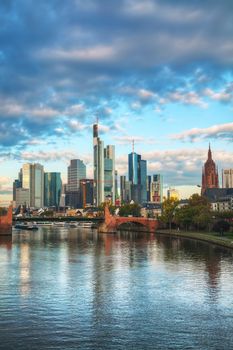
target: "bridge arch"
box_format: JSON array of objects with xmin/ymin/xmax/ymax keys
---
[{"xmin": 98, "ymin": 205, "xmax": 158, "ymax": 233}]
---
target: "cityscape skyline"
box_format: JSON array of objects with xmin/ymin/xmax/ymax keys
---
[
  {"xmin": 8, "ymin": 130, "xmax": 233, "ymax": 210},
  {"xmin": 1, "ymin": 126, "xmax": 233, "ymax": 205},
  {"xmin": 0, "ymin": 0, "xmax": 233, "ymax": 204}
]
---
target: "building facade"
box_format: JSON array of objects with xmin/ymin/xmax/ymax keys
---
[
  {"xmin": 222, "ymin": 169, "xmax": 233, "ymax": 188},
  {"xmin": 151, "ymin": 174, "xmax": 163, "ymax": 203},
  {"xmin": 22, "ymin": 163, "xmax": 44, "ymax": 208},
  {"xmin": 201, "ymin": 145, "xmax": 219, "ymax": 195},
  {"xmin": 167, "ymin": 188, "xmax": 179, "ymax": 200},
  {"xmin": 128, "ymin": 151, "xmax": 147, "ymax": 204},
  {"xmin": 104, "ymin": 145, "xmax": 115, "ymax": 204},
  {"xmin": 79, "ymin": 179, "xmax": 94, "ymax": 208},
  {"xmin": 44, "ymin": 172, "xmax": 62, "ymax": 208},
  {"xmin": 67, "ymin": 159, "xmax": 86, "ymax": 192},
  {"xmin": 93, "ymin": 123, "xmax": 104, "ymax": 206},
  {"xmin": 15, "ymin": 188, "xmax": 30, "ymax": 207}
]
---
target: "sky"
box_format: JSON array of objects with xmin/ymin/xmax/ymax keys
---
[{"xmin": 0, "ymin": 0, "xmax": 233, "ymax": 205}]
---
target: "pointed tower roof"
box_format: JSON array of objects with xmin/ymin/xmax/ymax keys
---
[{"xmin": 208, "ymin": 143, "xmax": 212, "ymax": 160}]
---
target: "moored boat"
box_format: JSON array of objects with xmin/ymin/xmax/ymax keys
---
[{"xmin": 14, "ymin": 223, "xmax": 39, "ymax": 231}]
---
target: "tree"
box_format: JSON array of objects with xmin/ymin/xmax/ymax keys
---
[
  {"xmin": 213, "ymin": 220, "xmax": 230, "ymax": 236},
  {"xmin": 119, "ymin": 203, "xmax": 141, "ymax": 217},
  {"xmin": 175, "ymin": 205, "xmax": 194, "ymax": 231},
  {"xmin": 161, "ymin": 198, "xmax": 179, "ymax": 231}
]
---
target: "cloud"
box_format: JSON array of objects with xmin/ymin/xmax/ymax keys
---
[
  {"xmin": 114, "ymin": 136, "xmax": 157, "ymax": 145},
  {"xmin": 0, "ymin": 176, "xmax": 12, "ymax": 196},
  {"xmin": 0, "ymin": 0, "xmax": 233, "ymax": 153},
  {"xmin": 172, "ymin": 122, "xmax": 233, "ymax": 142}
]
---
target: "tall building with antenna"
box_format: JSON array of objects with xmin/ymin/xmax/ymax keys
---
[
  {"xmin": 93, "ymin": 122, "xmax": 104, "ymax": 206},
  {"xmin": 128, "ymin": 140, "xmax": 147, "ymax": 204}
]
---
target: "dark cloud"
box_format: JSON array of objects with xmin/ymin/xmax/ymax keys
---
[{"xmin": 0, "ymin": 0, "xmax": 233, "ymax": 148}]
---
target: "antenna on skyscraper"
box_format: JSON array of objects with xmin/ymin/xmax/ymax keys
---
[{"xmin": 132, "ymin": 139, "xmax": 135, "ymax": 153}]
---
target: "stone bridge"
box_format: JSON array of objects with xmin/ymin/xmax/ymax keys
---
[
  {"xmin": 98, "ymin": 205, "xmax": 158, "ymax": 233},
  {"xmin": 0, "ymin": 206, "xmax": 12, "ymax": 236}
]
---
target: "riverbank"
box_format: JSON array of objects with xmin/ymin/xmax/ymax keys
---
[{"xmin": 156, "ymin": 229, "xmax": 233, "ymax": 250}]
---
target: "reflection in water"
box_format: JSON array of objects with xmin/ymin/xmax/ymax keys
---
[
  {"xmin": 20, "ymin": 244, "xmax": 30, "ymax": 297},
  {"xmin": 0, "ymin": 228, "xmax": 233, "ymax": 350}
]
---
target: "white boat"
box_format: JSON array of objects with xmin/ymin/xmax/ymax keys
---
[
  {"xmin": 53, "ymin": 222, "xmax": 66, "ymax": 227},
  {"xmin": 78, "ymin": 222, "xmax": 96, "ymax": 229}
]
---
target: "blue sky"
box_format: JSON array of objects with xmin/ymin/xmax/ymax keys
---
[{"xmin": 0, "ymin": 0, "xmax": 233, "ymax": 204}]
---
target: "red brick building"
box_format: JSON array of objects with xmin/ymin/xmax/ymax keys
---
[{"xmin": 201, "ymin": 145, "xmax": 219, "ymax": 195}]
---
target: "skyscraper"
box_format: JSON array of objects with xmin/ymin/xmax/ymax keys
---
[
  {"xmin": 44, "ymin": 172, "xmax": 62, "ymax": 208},
  {"xmin": 140, "ymin": 159, "xmax": 147, "ymax": 203},
  {"xmin": 201, "ymin": 145, "xmax": 219, "ymax": 195},
  {"xmin": 222, "ymin": 169, "xmax": 233, "ymax": 188},
  {"xmin": 147, "ymin": 175, "xmax": 152, "ymax": 202},
  {"xmin": 128, "ymin": 151, "xmax": 147, "ymax": 204},
  {"xmin": 151, "ymin": 174, "xmax": 163, "ymax": 203},
  {"xmin": 79, "ymin": 179, "xmax": 94, "ymax": 208},
  {"xmin": 93, "ymin": 123, "xmax": 104, "ymax": 206},
  {"xmin": 104, "ymin": 145, "xmax": 115, "ymax": 204},
  {"xmin": 22, "ymin": 163, "xmax": 44, "ymax": 208},
  {"xmin": 67, "ymin": 159, "xmax": 86, "ymax": 192},
  {"xmin": 66, "ymin": 159, "xmax": 86, "ymax": 208}
]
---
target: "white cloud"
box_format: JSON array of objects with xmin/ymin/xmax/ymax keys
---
[
  {"xmin": 39, "ymin": 45, "xmax": 116, "ymax": 62},
  {"xmin": 172, "ymin": 122, "xmax": 233, "ymax": 142}
]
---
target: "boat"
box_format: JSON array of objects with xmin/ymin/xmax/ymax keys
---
[
  {"xmin": 78, "ymin": 222, "xmax": 96, "ymax": 229},
  {"xmin": 53, "ymin": 222, "xmax": 66, "ymax": 227},
  {"xmin": 35, "ymin": 222, "xmax": 53, "ymax": 226},
  {"xmin": 14, "ymin": 223, "xmax": 39, "ymax": 231},
  {"xmin": 68, "ymin": 223, "xmax": 79, "ymax": 228}
]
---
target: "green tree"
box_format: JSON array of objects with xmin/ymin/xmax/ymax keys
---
[
  {"xmin": 161, "ymin": 198, "xmax": 179, "ymax": 231},
  {"xmin": 119, "ymin": 203, "xmax": 141, "ymax": 217},
  {"xmin": 213, "ymin": 220, "xmax": 230, "ymax": 236}
]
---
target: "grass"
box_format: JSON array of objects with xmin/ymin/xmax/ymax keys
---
[{"xmin": 156, "ymin": 229, "xmax": 233, "ymax": 250}]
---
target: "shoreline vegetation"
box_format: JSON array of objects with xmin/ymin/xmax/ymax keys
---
[{"xmin": 156, "ymin": 229, "xmax": 233, "ymax": 250}]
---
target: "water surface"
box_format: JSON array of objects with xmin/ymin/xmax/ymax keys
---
[{"xmin": 0, "ymin": 227, "xmax": 233, "ymax": 349}]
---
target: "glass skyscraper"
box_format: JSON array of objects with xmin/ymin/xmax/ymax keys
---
[
  {"xmin": 44, "ymin": 172, "xmax": 62, "ymax": 208},
  {"xmin": 67, "ymin": 159, "xmax": 86, "ymax": 192},
  {"xmin": 104, "ymin": 145, "xmax": 115, "ymax": 204},
  {"xmin": 93, "ymin": 123, "xmax": 104, "ymax": 206},
  {"xmin": 128, "ymin": 152, "xmax": 147, "ymax": 204},
  {"xmin": 22, "ymin": 163, "xmax": 44, "ymax": 208}
]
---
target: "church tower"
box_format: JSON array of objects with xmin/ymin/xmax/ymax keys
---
[{"xmin": 201, "ymin": 144, "xmax": 219, "ymax": 195}]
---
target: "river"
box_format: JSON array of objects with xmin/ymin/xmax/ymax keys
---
[{"xmin": 0, "ymin": 227, "xmax": 233, "ymax": 349}]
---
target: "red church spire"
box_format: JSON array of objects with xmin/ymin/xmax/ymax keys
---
[{"xmin": 201, "ymin": 144, "xmax": 219, "ymax": 195}]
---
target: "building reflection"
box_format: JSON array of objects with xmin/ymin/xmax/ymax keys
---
[{"xmin": 19, "ymin": 243, "xmax": 31, "ymax": 297}]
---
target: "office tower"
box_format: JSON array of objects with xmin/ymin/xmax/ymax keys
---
[
  {"xmin": 147, "ymin": 175, "xmax": 152, "ymax": 202},
  {"xmin": 120, "ymin": 176, "xmax": 126, "ymax": 203},
  {"xmin": 140, "ymin": 159, "xmax": 147, "ymax": 203},
  {"xmin": 104, "ymin": 145, "xmax": 115, "ymax": 204},
  {"xmin": 201, "ymin": 145, "xmax": 219, "ymax": 195},
  {"xmin": 59, "ymin": 184, "xmax": 67, "ymax": 207},
  {"xmin": 167, "ymin": 188, "xmax": 179, "ymax": 200},
  {"xmin": 44, "ymin": 172, "xmax": 62, "ymax": 208},
  {"xmin": 66, "ymin": 159, "xmax": 86, "ymax": 208},
  {"xmin": 67, "ymin": 159, "xmax": 86, "ymax": 191},
  {"xmin": 222, "ymin": 169, "xmax": 233, "ymax": 188},
  {"xmin": 79, "ymin": 179, "xmax": 94, "ymax": 208},
  {"xmin": 115, "ymin": 170, "xmax": 119, "ymax": 202},
  {"xmin": 128, "ymin": 151, "xmax": 147, "ymax": 204},
  {"xmin": 93, "ymin": 123, "xmax": 104, "ymax": 206},
  {"xmin": 22, "ymin": 163, "xmax": 44, "ymax": 208},
  {"xmin": 13, "ymin": 179, "xmax": 22, "ymax": 202},
  {"xmin": 151, "ymin": 174, "xmax": 163, "ymax": 203},
  {"xmin": 15, "ymin": 188, "xmax": 30, "ymax": 207}
]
